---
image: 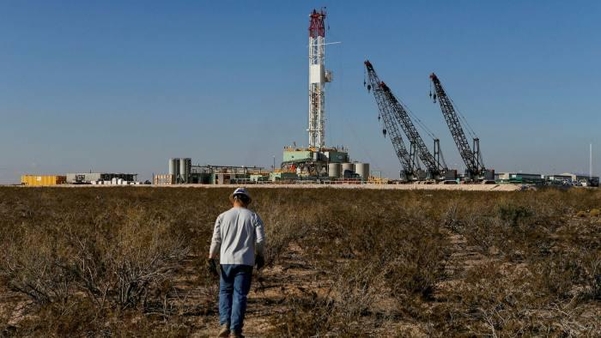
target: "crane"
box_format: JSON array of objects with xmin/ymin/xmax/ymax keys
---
[
  {"xmin": 363, "ymin": 62, "xmax": 417, "ymax": 181},
  {"xmin": 429, "ymin": 73, "xmax": 487, "ymax": 180},
  {"xmin": 364, "ymin": 60, "xmax": 447, "ymax": 180}
]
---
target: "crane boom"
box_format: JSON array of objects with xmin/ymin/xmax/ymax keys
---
[
  {"xmin": 364, "ymin": 61, "xmax": 416, "ymax": 180},
  {"xmin": 430, "ymin": 73, "xmax": 485, "ymax": 179},
  {"xmin": 387, "ymin": 120, "xmax": 415, "ymax": 181},
  {"xmin": 365, "ymin": 60, "xmax": 446, "ymax": 180}
]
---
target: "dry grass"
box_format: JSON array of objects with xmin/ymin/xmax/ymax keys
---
[{"xmin": 0, "ymin": 186, "xmax": 599, "ymax": 337}]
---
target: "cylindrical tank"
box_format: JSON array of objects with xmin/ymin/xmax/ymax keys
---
[
  {"xmin": 186, "ymin": 158, "xmax": 192, "ymax": 183},
  {"xmin": 168, "ymin": 159, "xmax": 175, "ymax": 175},
  {"xmin": 180, "ymin": 158, "xmax": 191, "ymax": 183},
  {"xmin": 354, "ymin": 163, "xmax": 370, "ymax": 181},
  {"xmin": 342, "ymin": 163, "xmax": 354, "ymax": 177},
  {"xmin": 169, "ymin": 158, "xmax": 180, "ymax": 178},
  {"xmin": 328, "ymin": 163, "xmax": 341, "ymax": 178}
]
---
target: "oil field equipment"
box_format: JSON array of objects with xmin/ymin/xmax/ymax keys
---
[
  {"xmin": 430, "ymin": 73, "xmax": 493, "ymax": 181},
  {"xmin": 307, "ymin": 8, "xmax": 331, "ymax": 149},
  {"xmin": 365, "ymin": 60, "xmax": 448, "ymax": 181}
]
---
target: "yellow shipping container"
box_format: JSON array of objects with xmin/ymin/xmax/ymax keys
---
[{"xmin": 21, "ymin": 175, "xmax": 67, "ymax": 186}]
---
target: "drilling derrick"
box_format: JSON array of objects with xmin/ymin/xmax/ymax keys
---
[
  {"xmin": 308, "ymin": 8, "xmax": 331, "ymax": 149},
  {"xmin": 277, "ymin": 9, "xmax": 354, "ymax": 181},
  {"xmin": 430, "ymin": 73, "xmax": 488, "ymax": 181},
  {"xmin": 365, "ymin": 61, "xmax": 447, "ymax": 181}
]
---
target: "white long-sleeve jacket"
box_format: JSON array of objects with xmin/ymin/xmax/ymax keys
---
[{"xmin": 209, "ymin": 206, "xmax": 265, "ymax": 266}]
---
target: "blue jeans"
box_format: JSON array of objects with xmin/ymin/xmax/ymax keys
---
[{"xmin": 219, "ymin": 264, "xmax": 253, "ymax": 332}]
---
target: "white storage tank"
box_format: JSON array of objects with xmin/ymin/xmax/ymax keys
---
[
  {"xmin": 328, "ymin": 163, "xmax": 341, "ymax": 178},
  {"xmin": 169, "ymin": 158, "xmax": 180, "ymax": 178},
  {"xmin": 180, "ymin": 158, "xmax": 191, "ymax": 183},
  {"xmin": 354, "ymin": 163, "xmax": 370, "ymax": 181},
  {"xmin": 342, "ymin": 163, "xmax": 354, "ymax": 177}
]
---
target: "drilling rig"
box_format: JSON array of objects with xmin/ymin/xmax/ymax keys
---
[
  {"xmin": 307, "ymin": 8, "xmax": 331, "ymax": 149},
  {"xmin": 365, "ymin": 61, "xmax": 448, "ymax": 181},
  {"xmin": 430, "ymin": 73, "xmax": 493, "ymax": 181},
  {"xmin": 275, "ymin": 9, "xmax": 372, "ymax": 182}
]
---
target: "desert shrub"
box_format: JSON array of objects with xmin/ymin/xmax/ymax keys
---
[
  {"xmin": 267, "ymin": 190, "xmax": 450, "ymax": 336},
  {"xmin": 532, "ymin": 251, "xmax": 588, "ymax": 300},
  {"xmin": 431, "ymin": 261, "xmax": 580, "ymax": 336},
  {"xmin": 497, "ymin": 203, "xmax": 533, "ymax": 227},
  {"xmin": 1, "ymin": 206, "xmax": 188, "ymax": 310},
  {"xmin": 533, "ymin": 217, "xmax": 601, "ymax": 301},
  {"xmin": 259, "ymin": 204, "xmax": 311, "ymax": 268},
  {"xmin": 451, "ymin": 196, "xmax": 562, "ymax": 262},
  {"xmin": 0, "ymin": 188, "xmax": 198, "ymax": 336},
  {"xmin": 92, "ymin": 211, "xmax": 188, "ymax": 309},
  {"xmin": 3, "ymin": 237, "xmax": 70, "ymax": 305},
  {"xmin": 381, "ymin": 221, "xmax": 449, "ymax": 301},
  {"xmin": 1, "ymin": 187, "xmax": 600, "ymax": 336},
  {"xmin": 269, "ymin": 292, "xmax": 336, "ymax": 337},
  {"xmin": 442, "ymin": 201, "xmax": 466, "ymax": 232},
  {"xmin": 468, "ymin": 216, "xmax": 501, "ymax": 254},
  {"xmin": 594, "ymin": 265, "xmax": 601, "ymax": 300},
  {"xmin": 268, "ymin": 260, "xmax": 388, "ymax": 337}
]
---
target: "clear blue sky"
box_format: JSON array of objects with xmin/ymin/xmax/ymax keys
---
[{"xmin": 1, "ymin": 1, "xmax": 600, "ymax": 183}]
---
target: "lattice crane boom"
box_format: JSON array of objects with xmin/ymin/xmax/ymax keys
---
[
  {"xmin": 365, "ymin": 60, "xmax": 446, "ymax": 179},
  {"xmin": 379, "ymin": 81, "xmax": 447, "ymax": 178},
  {"xmin": 430, "ymin": 73, "xmax": 485, "ymax": 178},
  {"xmin": 364, "ymin": 61, "xmax": 416, "ymax": 180}
]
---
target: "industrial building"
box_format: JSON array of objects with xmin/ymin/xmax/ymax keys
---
[
  {"xmin": 156, "ymin": 159, "xmax": 269, "ymax": 185},
  {"xmin": 495, "ymin": 172, "xmax": 599, "ymax": 187},
  {"xmin": 545, "ymin": 174, "xmax": 574, "ymax": 186},
  {"xmin": 66, "ymin": 172, "xmax": 138, "ymax": 184},
  {"xmin": 573, "ymin": 174, "xmax": 599, "ymax": 186},
  {"xmin": 274, "ymin": 147, "xmax": 369, "ymax": 181},
  {"xmin": 158, "ymin": 154, "xmax": 372, "ymax": 185},
  {"xmin": 554, "ymin": 173, "xmax": 599, "ymax": 187},
  {"xmin": 167, "ymin": 158, "xmax": 192, "ymax": 183},
  {"xmin": 496, "ymin": 172, "xmax": 546, "ymax": 185}
]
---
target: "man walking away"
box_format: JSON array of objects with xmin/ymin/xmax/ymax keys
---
[{"xmin": 209, "ymin": 187, "xmax": 266, "ymax": 338}]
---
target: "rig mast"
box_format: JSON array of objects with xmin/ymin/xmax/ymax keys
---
[{"xmin": 308, "ymin": 9, "xmax": 331, "ymax": 149}]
